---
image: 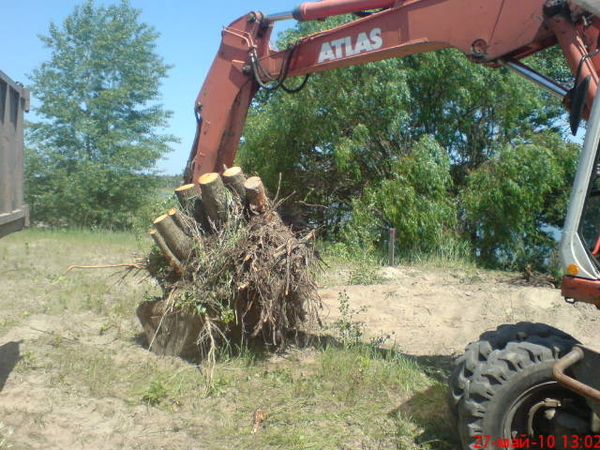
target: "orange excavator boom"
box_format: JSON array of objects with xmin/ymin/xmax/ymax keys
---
[{"xmin": 184, "ymin": 0, "xmax": 600, "ymax": 183}]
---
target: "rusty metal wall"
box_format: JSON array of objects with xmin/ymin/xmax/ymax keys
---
[{"xmin": 0, "ymin": 70, "xmax": 30, "ymax": 238}]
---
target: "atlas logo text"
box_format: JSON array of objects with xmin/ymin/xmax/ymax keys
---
[{"xmin": 317, "ymin": 28, "xmax": 383, "ymax": 63}]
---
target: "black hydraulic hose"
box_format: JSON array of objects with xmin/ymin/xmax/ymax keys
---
[
  {"xmin": 281, "ymin": 74, "xmax": 311, "ymax": 93},
  {"xmin": 250, "ymin": 43, "xmax": 309, "ymax": 93},
  {"xmin": 353, "ymin": 7, "xmax": 388, "ymax": 17}
]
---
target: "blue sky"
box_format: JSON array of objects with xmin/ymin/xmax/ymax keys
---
[{"xmin": 2, "ymin": 0, "xmax": 297, "ymax": 175}]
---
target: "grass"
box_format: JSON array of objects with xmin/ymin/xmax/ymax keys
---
[
  {"xmin": 0, "ymin": 422, "xmax": 14, "ymax": 449},
  {"xmin": 0, "ymin": 228, "xmax": 153, "ymax": 332},
  {"xmin": 0, "ymin": 229, "xmax": 461, "ymax": 449},
  {"xmin": 317, "ymin": 239, "xmax": 488, "ymax": 290}
]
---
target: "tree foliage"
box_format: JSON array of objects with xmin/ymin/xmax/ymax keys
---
[
  {"xmin": 462, "ymin": 132, "xmax": 578, "ymax": 268},
  {"xmin": 238, "ymin": 17, "xmax": 577, "ymax": 269},
  {"xmin": 344, "ymin": 135, "xmax": 458, "ymax": 256},
  {"xmin": 26, "ymin": 0, "xmax": 176, "ymax": 228}
]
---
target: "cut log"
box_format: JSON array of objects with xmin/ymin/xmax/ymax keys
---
[
  {"xmin": 244, "ymin": 176, "xmax": 268, "ymax": 214},
  {"xmin": 222, "ymin": 167, "xmax": 247, "ymax": 201},
  {"xmin": 168, "ymin": 207, "xmax": 191, "ymax": 235},
  {"xmin": 149, "ymin": 229, "xmax": 184, "ymax": 276},
  {"xmin": 175, "ymin": 183, "xmax": 209, "ymax": 227},
  {"xmin": 153, "ymin": 213, "xmax": 193, "ymax": 262},
  {"xmin": 198, "ymin": 172, "xmax": 228, "ymax": 227},
  {"xmin": 193, "ymin": 198, "xmax": 211, "ymax": 232},
  {"xmin": 175, "ymin": 183, "xmax": 201, "ymax": 214}
]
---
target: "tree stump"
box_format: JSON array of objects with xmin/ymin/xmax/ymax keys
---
[
  {"xmin": 244, "ymin": 176, "xmax": 268, "ymax": 214},
  {"xmin": 149, "ymin": 229, "xmax": 184, "ymax": 276},
  {"xmin": 140, "ymin": 169, "xmax": 321, "ymax": 360},
  {"xmin": 153, "ymin": 213, "xmax": 193, "ymax": 262},
  {"xmin": 222, "ymin": 166, "xmax": 247, "ymax": 201},
  {"xmin": 175, "ymin": 183, "xmax": 201, "ymax": 214},
  {"xmin": 198, "ymin": 172, "xmax": 229, "ymax": 228}
]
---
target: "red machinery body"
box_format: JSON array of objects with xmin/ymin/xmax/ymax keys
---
[{"xmin": 186, "ymin": 0, "xmax": 600, "ymax": 180}]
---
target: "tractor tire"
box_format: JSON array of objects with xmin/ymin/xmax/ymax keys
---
[
  {"xmin": 448, "ymin": 322, "xmax": 577, "ymax": 419},
  {"xmin": 457, "ymin": 333, "xmax": 589, "ymax": 450}
]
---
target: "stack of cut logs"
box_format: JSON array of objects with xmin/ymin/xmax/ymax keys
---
[
  {"xmin": 149, "ymin": 167, "xmax": 268, "ymax": 276},
  {"xmin": 137, "ymin": 167, "xmax": 320, "ymax": 359}
]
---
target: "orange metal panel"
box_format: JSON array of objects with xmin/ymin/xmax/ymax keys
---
[{"xmin": 561, "ymin": 276, "xmax": 600, "ymax": 308}]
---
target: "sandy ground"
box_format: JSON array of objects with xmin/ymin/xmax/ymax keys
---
[
  {"xmin": 0, "ymin": 263, "xmax": 598, "ymax": 449},
  {"xmin": 320, "ymin": 266, "xmax": 599, "ymax": 357}
]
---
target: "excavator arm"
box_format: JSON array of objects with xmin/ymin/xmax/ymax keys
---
[{"xmin": 184, "ymin": 0, "xmax": 600, "ymax": 183}]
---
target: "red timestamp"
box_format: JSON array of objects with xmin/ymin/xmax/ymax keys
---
[
  {"xmin": 473, "ymin": 434, "xmax": 600, "ymax": 449},
  {"xmin": 558, "ymin": 435, "xmax": 600, "ymax": 449}
]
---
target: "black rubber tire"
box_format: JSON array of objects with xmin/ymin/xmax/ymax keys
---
[
  {"xmin": 457, "ymin": 333, "xmax": 582, "ymax": 450},
  {"xmin": 447, "ymin": 322, "xmax": 578, "ymax": 419}
]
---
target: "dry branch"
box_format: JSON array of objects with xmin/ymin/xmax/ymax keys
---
[{"xmin": 59, "ymin": 263, "xmax": 145, "ymax": 278}]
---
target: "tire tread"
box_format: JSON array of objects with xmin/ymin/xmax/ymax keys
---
[{"xmin": 457, "ymin": 333, "xmax": 578, "ymax": 449}]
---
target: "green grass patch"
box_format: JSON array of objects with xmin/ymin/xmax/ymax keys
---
[
  {"xmin": 0, "ymin": 228, "xmax": 153, "ymax": 330},
  {"xmin": 206, "ymin": 343, "xmax": 458, "ymax": 449},
  {"xmin": 16, "ymin": 329, "xmax": 459, "ymax": 449},
  {"xmin": 317, "ymin": 238, "xmax": 478, "ymax": 288}
]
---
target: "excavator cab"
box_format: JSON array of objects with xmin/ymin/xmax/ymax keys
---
[
  {"xmin": 582, "ymin": 171, "xmax": 600, "ymax": 257},
  {"xmin": 451, "ymin": 50, "xmax": 600, "ymax": 444},
  {"xmin": 560, "ymin": 91, "xmax": 600, "ymax": 307},
  {"xmin": 447, "ymin": 80, "xmax": 600, "ymax": 446}
]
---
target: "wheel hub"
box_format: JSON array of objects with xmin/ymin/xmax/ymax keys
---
[{"xmin": 502, "ymin": 380, "xmax": 591, "ymax": 442}]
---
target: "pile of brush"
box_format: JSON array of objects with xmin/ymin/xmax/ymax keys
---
[{"xmin": 137, "ymin": 167, "xmax": 322, "ymax": 360}]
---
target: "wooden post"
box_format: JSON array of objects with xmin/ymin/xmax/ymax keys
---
[
  {"xmin": 198, "ymin": 172, "xmax": 229, "ymax": 228},
  {"xmin": 388, "ymin": 228, "xmax": 396, "ymax": 266},
  {"xmin": 153, "ymin": 213, "xmax": 193, "ymax": 262},
  {"xmin": 244, "ymin": 176, "xmax": 268, "ymax": 214},
  {"xmin": 149, "ymin": 229, "xmax": 184, "ymax": 275},
  {"xmin": 222, "ymin": 166, "xmax": 247, "ymax": 202}
]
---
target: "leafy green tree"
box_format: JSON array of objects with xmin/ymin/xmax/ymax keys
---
[
  {"xmin": 344, "ymin": 135, "xmax": 459, "ymax": 257},
  {"xmin": 461, "ymin": 132, "xmax": 578, "ymax": 269},
  {"xmin": 26, "ymin": 0, "xmax": 176, "ymax": 228}
]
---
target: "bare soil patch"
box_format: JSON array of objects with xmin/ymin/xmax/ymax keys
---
[{"xmin": 320, "ymin": 266, "xmax": 599, "ymax": 357}]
